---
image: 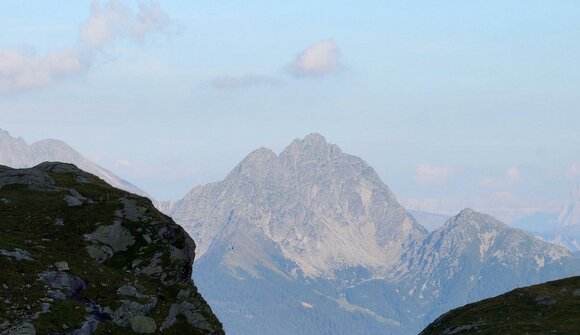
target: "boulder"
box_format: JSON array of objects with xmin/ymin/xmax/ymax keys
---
[{"xmin": 130, "ymin": 316, "xmax": 156, "ymax": 334}]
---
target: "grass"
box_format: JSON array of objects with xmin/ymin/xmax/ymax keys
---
[
  {"xmin": 420, "ymin": 276, "xmax": 580, "ymax": 334},
  {"xmin": 0, "ymin": 164, "xmax": 222, "ymax": 334}
]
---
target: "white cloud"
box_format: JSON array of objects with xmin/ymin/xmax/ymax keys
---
[
  {"xmin": 211, "ymin": 74, "xmax": 281, "ymax": 90},
  {"xmin": 480, "ymin": 167, "xmax": 521, "ymax": 189},
  {"xmin": 414, "ymin": 164, "xmax": 452, "ymax": 186},
  {"xmin": 0, "ymin": 0, "xmax": 170, "ymax": 94},
  {"xmin": 80, "ymin": 0, "xmax": 170, "ymax": 49},
  {"xmin": 287, "ymin": 39, "xmax": 342, "ymax": 77},
  {"xmin": 0, "ymin": 48, "xmax": 87, "ymax": 93}
]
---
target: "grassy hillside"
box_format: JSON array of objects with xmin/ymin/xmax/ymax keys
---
[
  {"xmin": 420, "ymin": 276, "xmax": 580, "ymax": 334},
  {"xmin": 0, "ymin": 162, "xmax": 223, "ymax": 334}
]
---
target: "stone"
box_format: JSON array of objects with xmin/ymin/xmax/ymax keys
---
[
  {"xmin": 39, "ymin": 272, "xmax": 86, "ymax": 297},
  {"xmin": 160, "ymin": 302, "xmax": 214, "ymax": 331},
  {"xmin": 12, "ymin": 322, "xmax": 36, "ymax": 335},
  {"xmin": 117, "ymin": 285, "xmax": 148, "ymax": 299},
  {"xmin": 84, "ymin": 222, "xmax": 135, "ymax": 252},
  {"xmin": 64, "ymin": 195, "xmax": 83, "ymax": 207},
  {"xmin": 0, "ymin": 248, "xmax": 33, "ymax": 261},
  {"xmin": 112, "ymin": 297, "xmax": 158, "ymax": 327},
  {"xmin": 573, "ymin": 289, "xmax": 580, "ymax": 297},
  {"xmin": 85, "ymin": 245, "xmax": 114, "ymax": 263},
  {"xmin": 120, "ymin": 197, "xmax": 146, "ymax": 222},
  {"xmin": 130, "ymin": 316, "xmax": 156, "ymax": 334},
  {"xmin": 47, "ymin": 290, "xmax": 67, "ymax": 300},
  {"xmin": 54, "ymin": 261, "xmax": 70, "ymax": 271}
]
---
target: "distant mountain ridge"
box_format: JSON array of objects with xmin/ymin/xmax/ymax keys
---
[
  {"xmin": 161, "ymin": 134, "xmax": 580, "ymax": 335},
  {"xmin": 0, "ymin": 129, "xmax": 149, "ymax": 198}
]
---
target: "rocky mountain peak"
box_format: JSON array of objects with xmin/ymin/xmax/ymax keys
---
[
  {"xmin": 280, "ymin": 133, "xmax": 342, "ymax": 161},
  {"xmin": 163, "ymin": 134, "xmax": 427, "ymax": 278},
  {"xmin": 446, "ymin": 208, "xmax": 505, "ymax": 232}
]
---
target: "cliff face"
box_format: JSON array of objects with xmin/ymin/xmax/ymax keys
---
[
  {"xmin": 164, "ymin": 133, "xmax": 426, "ymax": 278},
  {"xmin": 0, "ymin": 162, "xmax": 222, "ymax": 334}
]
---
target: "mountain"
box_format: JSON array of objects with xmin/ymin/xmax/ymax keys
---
[
  {"xmin": 0, "ymin": 162, "xmax": 223, "ymax": 334},
  {"xmin": 388, "ymin": 208, "xmax": 580, "ymax": 324},
  {"xmin": 512, "ymin": 186, "xmax": 580, "ymax": 252},
  {"xmin": 420, "ymin": 276, "xmax": 580, "ymax": 334},
  {"xmin": 163, "ymin": 133, "xmax": 426, "ymax": 278},
  {"xmin": 161, "ymin": 134, "xmax": 580, "ymax": 335},
  {"xmin": 559, "ymin": 185, "xmax": 580, "ymax": 226},
  {"xmin": 0, "ymin": 129, "xmax": 149, "ymax": 198}
]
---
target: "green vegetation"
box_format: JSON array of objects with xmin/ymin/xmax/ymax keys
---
[
  {"xmin": 0, "ymin": 162, "xmax": 223, "ymax": 334},
  {"xmin": 420, "ymin": 276, "xmax": 580, "ymax": 334}
]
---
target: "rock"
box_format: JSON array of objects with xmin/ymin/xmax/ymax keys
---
[
  {"xmin": 143, "ymin": 234, "xmax": 152, "ymax": 244},
  {"xmin": 120, "ymin": 197, "xmax": 146, "ymax": 222},
  {"xmin": 64, "ymin": 195, "xmax": 83, "ymax": 207},
  {"xmin": 117, "ymin": 285, "xmax": 148, "ymax": 299},
  {"xmin": 137, "ymin": 252, "xmax": 163, "ymax": 277},
  {"xmin": 12, "ymin": 322, "xmax": 36, "ymax": 335},
  {"xmin": 40, "ymin": 303, "xmax": 51, "ymax": 313},
  {"xmin": 38, "ymin": 271, "xmax": 86, "ymax": 297},
  {"xmin": 0, "ymin": 167, "xmax": 55, "ymax": 191},
  {"xmin": 573, "ymin": 289, "xmax": 580, "ymax": 297},
  {"xmin": 47, "ymin": 290, "xmax": 67, "ymax": 300},
  {"xmin": 54, "ymin": 218, "xmax": 64, "ymax": 226},
  {"xmin": 84, "ymin": 221, "xmax": 135, "ymax": 252},
  {"xmin": 112, "ymin": 297, "xmax": 158, "ymax": 327},
  {"xmin": 0, "ymin": 197, "xmax": 10, "ymax": 204},
  {"xmin": 0, "ymin": 248, "xmax": 33, "ymax": 261},
  {"xmin": 68, "ymin": 316, "xmax": 99, "ymax": 335},
  {"xmin": 130, "ymin": 316, "xmax": 157, "ymax": 333},
  {"xmin": 54, "ymin": 261, "xmax": 70, "ymax": 271},
  {"xmin": 103, "ymin": 306, "xmax": 114, "ymax": 316},
  {"xmin": 85, "ymin": 245, "xmax": 114, "ymax": 263},
  {"xmin": 160, "ymin": 302, "xmax": 214, "ymax": 331}
]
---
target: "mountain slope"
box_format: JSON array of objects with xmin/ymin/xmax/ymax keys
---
[
  {"xmin": 0, "ymin": 129, "xmax": 148, "ymax": 198},
  {"xmin": 389, "ymin": 209, "xmax": 580, "ymax": 323},
  {"xmin": 420, "ymin": 276, "xmax": 580, "ymax": 334},
  {"xmin": 162, "ymin": 134, "xmax": 580, "ymax": 335},
  {"xmin": 0, "ymin": 162, "xmax": 222, "ymax": 334},
  {"xmin": 164, "ymin": 133, "xmax": 426, "ymax": 278}
]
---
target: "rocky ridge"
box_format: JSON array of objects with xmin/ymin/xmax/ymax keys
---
[
  {"xmin": 0, "ymin": 162, "xmax": 222, "ymax": 334},
  {"xmin": 0, "ymin": 129, "xmax": 148, "ymax": 198},
  {"xmin": 162, "ymin": 134, "xmax": 580, "ymax": 335},
  {"xmin": 163, "ymin": 133, "xmax": 426, "ymax": 278}
]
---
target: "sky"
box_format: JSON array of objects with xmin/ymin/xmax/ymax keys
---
[{"xmin": 1, "ymin": 1, "xmax": 580, "ymax": 219}]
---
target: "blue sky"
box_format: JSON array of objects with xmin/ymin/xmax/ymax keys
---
[{"xmin": 1, "ymin": 1, "xmax": 580, "ymax": 218}]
